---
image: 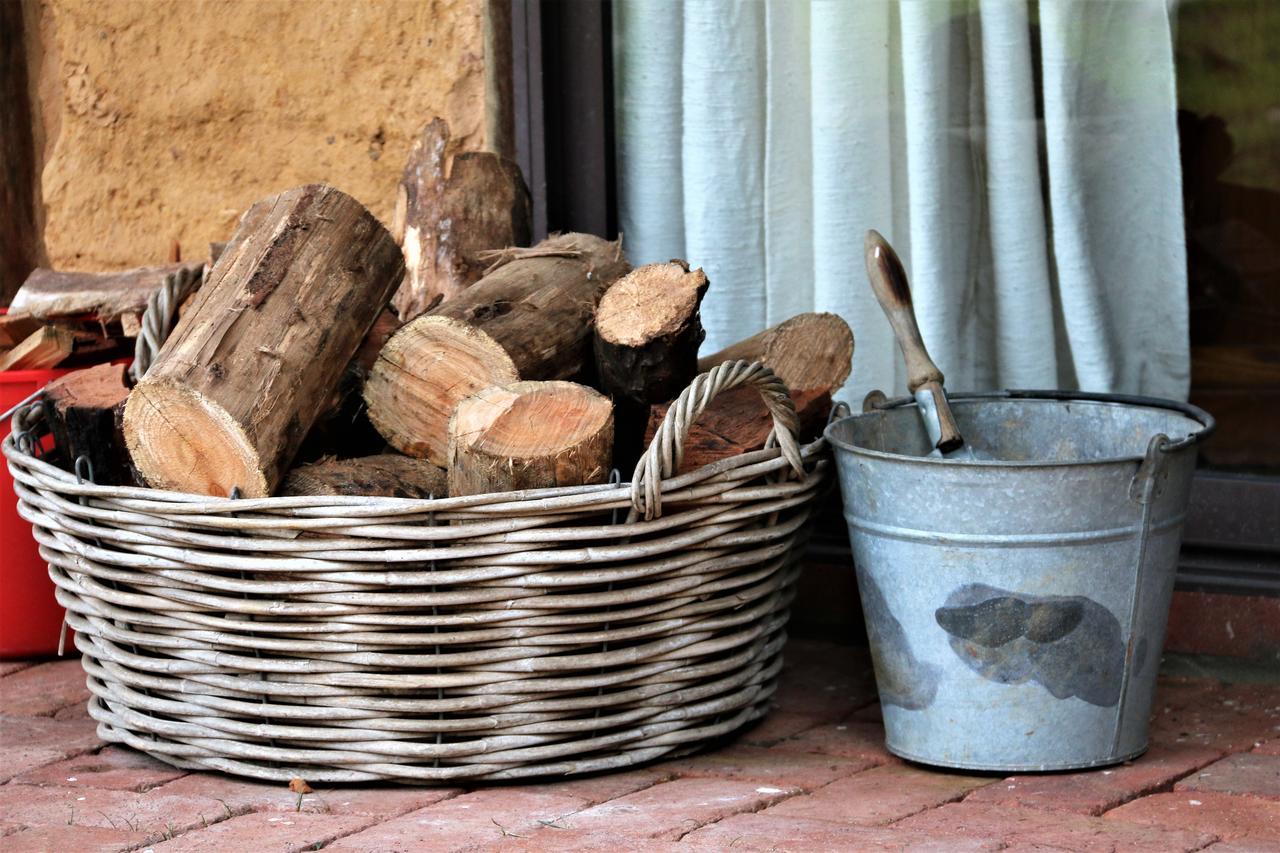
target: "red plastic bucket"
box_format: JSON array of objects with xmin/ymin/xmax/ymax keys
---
[{"xmin": 2, "ymin": 365, "xmax": 76, "ymax": 658}]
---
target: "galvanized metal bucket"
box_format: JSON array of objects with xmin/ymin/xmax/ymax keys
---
[{"xmin": 825, "ymin": 390, "xmax": 1214, "ymax": 771}]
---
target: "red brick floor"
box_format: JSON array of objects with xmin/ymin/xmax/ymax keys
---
[{"xmin": 1, "ymin": 639, "xmax": 1278, "ymax": 851}]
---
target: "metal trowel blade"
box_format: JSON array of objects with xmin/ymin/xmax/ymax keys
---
[{"xmin": 914, "ymin": 388, "xmax": 978, "ymax": 460}]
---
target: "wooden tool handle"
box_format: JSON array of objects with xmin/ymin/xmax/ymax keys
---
[
  {"xmin": 863, "ymin": 230, "xmax": 964, "ymax": 453},
  {"xmin": 863, "ymin": 230, "xmax": 944, "ymax": 393}
]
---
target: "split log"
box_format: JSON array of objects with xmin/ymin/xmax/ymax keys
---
[
  {"xmin": 0, "ymin": 325, "xmax": 74, "ymax": 371},
  {"xmin": 391, "ymin": 117, "xmax": 532, "ymax": 319},
  {"xmin": 448, "ymin": 380, "xmax": 613, "ymax": 496},
  {"xmin": 43, "ymin": 362, "xmax": 132, "ymax": 485},
  {"xmin": 643, "ymin": 386, "xmax": 832, "ymax": 475},
  {"xmin": 10, "ymin": 262, "xmax": 204, "ymax": 324},
  {"xmin": 295, "ymin": 307, "xmax": 403, "ymax": 463},
  {"xmin": 280, "ymin": 453, "xmax": 447, "ymax": 498},
  {"xmin": 123, "ymin": 184, "xmax": 405, "ymax": 497},
  {"xmin": 698, "ymin": 313, "xmax": 854, "ymax": 394},
  {"xmin": 593, "ymin": 260, "xmax": 708, "ymax": 472},
  {"xmin": 0, "ymin": 313, "xmax": 40, "ymax": 348},
  {"xmin": 365, "ymin": 232, "xmax": 629, "ymax": 464}
]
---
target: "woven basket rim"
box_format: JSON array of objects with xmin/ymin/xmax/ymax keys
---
[
  {"xmin": 4, "ymin": 430, "xmax": 828, "ymax": 509},
  {"xmin": 6, "ymin": 359, "xmax": 831, "ymax": 522}
]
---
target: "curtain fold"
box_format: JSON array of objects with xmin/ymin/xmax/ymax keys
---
[
  {"xmin": 613, "ymin": 0, "xmax": 685, "ymax": 265},
  {"xmin": 681, "ymin": 0, "xmax": 767, "ymax": 349},
  {"xmin": 978, "ymin": 0, "xmax": 1059, "ymax": 390},
  {"xmin": 614, "ymin": 0, "xmax": 1189, "ymax": 402},
  {"xmin": 810, "ymin": 0, "xmax": 905, "ymax": 398}
]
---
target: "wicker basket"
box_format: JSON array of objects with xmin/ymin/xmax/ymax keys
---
[{"xmin": 4, "ymin": 357, "xmax": 834, "ymax": 783}]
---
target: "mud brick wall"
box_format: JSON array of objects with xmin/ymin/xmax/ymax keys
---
[{"xmin": 15, "ymin": 0, "xmax": 504, "ymax": 276}]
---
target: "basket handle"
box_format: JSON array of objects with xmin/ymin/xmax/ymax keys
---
[
  {"xmin": 130, "ymin": 264, "xmax": 204, "ymax": 384},
  {"xmin": 630, "ymin": 360, "xmax": 804, "ymax": 520}
]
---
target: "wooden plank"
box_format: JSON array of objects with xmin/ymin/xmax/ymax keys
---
[{"xmin": 0, "ymin": 326, "xmax": 75, "ymax": 371}]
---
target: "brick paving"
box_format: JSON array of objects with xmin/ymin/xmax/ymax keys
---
[{"xmin": 0, "ymin": 640, "xmax": 1277, "ymax": 851}]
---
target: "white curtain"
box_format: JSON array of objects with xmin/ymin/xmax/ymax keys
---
[{"xmin": 613, "ymin": 0, "xmax": 1190, "ymax": 403}]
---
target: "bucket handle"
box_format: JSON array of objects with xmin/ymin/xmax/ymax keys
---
[
  {"xmin": 1128, "ymin": 433, "xmax": 1170, "ymax": 505},
  {"xmin": 630, "ymin": 360, "xmax": 803, "ymax": 521}
]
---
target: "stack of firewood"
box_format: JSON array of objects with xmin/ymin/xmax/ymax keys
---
[
  {"xmin": 25, "ymin": 118, "xmax": 854, "ymax": 498},
  {"xmin": 1, "ymin": 261, "xmax": 201, "ymax": 373}
]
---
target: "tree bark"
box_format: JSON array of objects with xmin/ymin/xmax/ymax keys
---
[
  {"xmin": 10, "ymin": 263, "xmax": 204, "ymax": 325},
  {"xmin": 447, "ymin": 380, "xmax": 613, "ymax": 496},
  {"xmin": 280, "ymin": 453, "xmax": 447, "ymax": 498},
  {"xmin": 295, "ymin": 307, "xmax": 402, "ymax": 463},
  {"xmin": 43, "ymin": 362, "xmax": 132, "ymax": 486},
  {"xmin": 391, "ymin": 117, "xmax": 531, "ymax": 319},
  {"xmin": 643, "ymin": 386, "xmax": 831, "ymax": 475},
  {"xmin": 697, "ymin": 313, "xmax": 854, "ymax": 394},
  {"xmin": 123, "ymin": 184, "xmax": 404, "ymax": 497},
  {"xmin": 593, "ymin": 260, "xmax": 707, "ymax": 473},
  {"xmin": 365, "ymin": 232, "xmax": 629, "ymax": 464}
]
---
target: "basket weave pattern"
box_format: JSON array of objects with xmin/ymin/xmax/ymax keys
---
[{"xmin": 4, "ymin": 360, "xmax": 832, "ymax": 782}]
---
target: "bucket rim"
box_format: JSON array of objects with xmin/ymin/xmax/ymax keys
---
[{"xmin": 823, "ymin": 388, "xmax": 1215, "ymax": 469}]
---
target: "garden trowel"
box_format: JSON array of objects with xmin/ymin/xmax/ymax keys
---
[{"xmin": 863, "ymin": 229, "xmax": 976, "ymax": 460}]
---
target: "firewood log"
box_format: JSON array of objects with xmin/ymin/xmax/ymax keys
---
[
  {"xmin": 10, "ymin": 263, "xmax": 203, "ymax": 324},
  {"xmin": 295, "ymin": 307, "xmax": 403, "ymax": 464},
  {"xmin": 593, "ymin": 260, "xmax": 708, "ymax": 473},
  {"xmin": 280, "ymin": 453, "xmax": 447, "ymax": 498},
  {"xmin": 698, "ymin": 313, "xmax": 854, "ymax": 394},
  {"xmin": 391, "ymin": 117, "xmax": 532, "ymax": 319},
  {"xmin": 365, "ymin": 232, "xmax": 629, "ymax": 464},
  {"xmin": 643, "ymin": 386, "xmax": 832, "ymax": 475},
  {"xmin": 123, "ymin": 185, "xmax": 404, "ymax": 497},
  {"xmin": 43, "ymin": 362, "xmax": 132, "ymax": 485},
  {"xmin": 447, "ymin": 380, "xmax": 613, "ymax": 496},
  {"xmin": 313, "ymin": 307, "xmax": 402, "ymax": 424},
  {"xmin": 0, "ymin": 325, "xmax": 74, "ymax": 371}
]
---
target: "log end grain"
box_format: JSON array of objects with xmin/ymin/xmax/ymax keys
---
[
  {"xmin": 123, "ymin": 378, "xmax": 270, "ymax": 497},
  {"xmin": 596, "ymin": 261, "xmax": 707, "ymax": 348},
  {"xmin": 45, "ymin": 361, "xmax": 129, "ymax": 411},
  {"xmin": 593, "ymin": 260, "xmax": 708, "ymax": 406},
  {"xmin": 448, "ymin": 380, "xmax": 614, "ymax": 496},
  {"xmin": 363, "ymin": 315, "xmax": 519, "ymax": 463},
  {"xmin": 761, "ymin": 313, "xmax": 854, "ymax": 391}
]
